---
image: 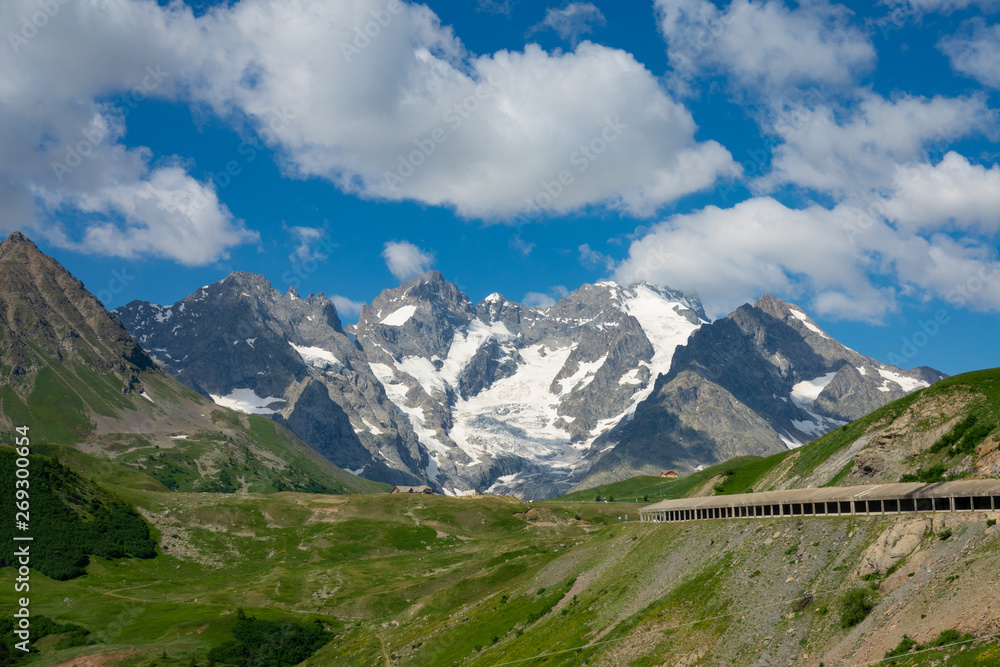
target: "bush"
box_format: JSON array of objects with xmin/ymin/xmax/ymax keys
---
[
  {"xmin": 938, "ymin": 528, "xmax": 952, "ymax": 540},
  {"xmin": 838, "ymin": 588, "xmax": 875, "ymax": 628},
  {"xmin": 885, "ymin": 635, "xmax": 918, "ymax": 658},
  {"xmin": 987, "ymin": 519, "xmax": 996, "ymax": 527},
  {"xmin": 207, "ymin": 613, "xmax": 333, "ymax": 667},
  {"xmin": 929, "ymin": 415, "xmax": 978, "ymax": 454}
]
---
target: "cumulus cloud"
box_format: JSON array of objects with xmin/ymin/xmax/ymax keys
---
[
  {"xmin": 382, "ymin": 241, "xmax": 435, "ymax": 281},
  {"xmin": 883, "ymin": 152, "xmax": 1000, "ymax": 233},
  {"xmin": 0, "ymin": 0, "xmax": 254, "ymax": 265},
  {"xmin": 758, "ymin": 93, "xmax": 995, "ymax": 199},
  {"xmin": 615, "ymin": 196, "xmax": 1000, "ymax": 321},
  {"xmin": 331, "ymin": 294, "xmax": 366, "ymax": 318},
  {"xmin": 185, "ymin": 1, "xmax": 737, "ymax": 219},
  {"xmin": 0, "ymin": 0, "xmax": 740, "ymax": 258},
  {"xmin": 940, "ymin": 19, "xmax": 1000, "ymax": 89},
  {"xmin": 656, "ymin": 0, "xmax": 874, "ymax": 96},
  {"xmin": 614, "ymin": 198, "xmax": 892, "ymax": 320},
  {"xmin": 533, "ymin": 3, "xmax": 607, "ymax": 44}
]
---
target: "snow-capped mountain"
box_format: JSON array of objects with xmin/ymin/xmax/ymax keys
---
[
  {"xmin": 351, "ymin": 271, "xmax": 708, "ymax": 498},
  {"xmin": 572, "ymin": 294, "xmax": 946, "ymax": 490},
  {"xmin": 114, "ymin": 271, "xmax": 944, "ymax": 499},
  {"xmin": 114, "ymin": 273, "xmax": 430, "ymax": 486}
]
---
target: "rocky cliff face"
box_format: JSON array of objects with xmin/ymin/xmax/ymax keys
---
[
  {"xmin": 0, "ymin": 232, "xmax": 374, "ymax": 495},
  {"xmin": 0, "ymin": 231, "xmax": 155, "ymax": 392},
  {"xmin": 114, "ymin": 273, "xmax": 429, "ymax": 486},
  {"xmin": 572, "ymin": 294, "xmax": 946, "ymax": 489},
  {"xmin": 351, "ymin": 273, "xmax": 708, "ymax": 498},
  {"xmin": 115, "ymin": 267, "xmax": 944, "ymax": 499}
]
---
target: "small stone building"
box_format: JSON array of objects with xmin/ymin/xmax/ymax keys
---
[
  {"xmin": 391, "ymin": 485, "xmax": 435, "ymax": 494},
  {"xmin": 660, "ymin": 471, "xmax": 678, "ymax": 478}
]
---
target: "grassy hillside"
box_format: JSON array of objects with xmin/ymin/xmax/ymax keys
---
[
  {"xmin": 6, "ymin": 485, "xmax": 999, "ymax": 666},
  {"xmin": 0, "ymin": 369, "xmax": 385, "ymax": 496},
  {"xmin": 0, "ymin": 231, "xmax": 383, "ymax": 497},
  {"xmin": 562, "ymin": 368, "xmax": 1000, "ymax": 503}
]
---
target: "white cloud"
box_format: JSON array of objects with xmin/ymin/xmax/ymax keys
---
[
  {"xmin": 523, "ymin": 292, "xmax": 558, "ymax": 308},
  {"xmin": 533, "ymin": 3, "xmax": 607, "ymax": 43},
  {"xmin": 509, "ymin": 235, "xmax": 535, "ymax": 255},
  {"xmin": 759, "ymin": 93, "xmax": 995, "ymax": 199},
  {"xmin": 45, "ymin": 167, "xmax": 257, "ymax": 266},
  {"xmin": 331, "ymin": 294, "xmax": 366, "ymax": 318},
  {"xmin": 522, "ymin": 285, "xmax": 569, "ymax": 308},
  {"xmin": 614, "ymin": 198, "xmax": 892, "ymax": 321},
  {"xmin": 883, "ymin": 152, "xmax": 1000, "ymax": 233},
  {"xmin": 382, "ymin": 240, "xmax": 435, "ymax": 281},
  {"xmin": 0, "ymin": 0, "xmax": 255, "ymax": 265},
  {"xmin": 287, "ymin": 225, "xmax": 329, "ymax": 262},
  {"xmin": 940, "ymin": 19, "xmax": 1000, "ymax": 89},
  {"xmin": 615, "ymin": 195, "xmax": 1000, "ymax": 321},
  {"xmin": 656, "ymin": 0, "xmax": 874, "ymax": 95},
  {"xmin": 883, "ymin": 0, "xmax": 1000, "ymax": 12},
  {"xmin": 186, "ymin": 1, "xmax": 737, "ymax": 219},
  {"xmin": 578, "ymin": 243, "xmax": 615, "ymax": 272},
  {"xmin": 0, "ymin": 0, "xmax": 740, "ymax": 253}
]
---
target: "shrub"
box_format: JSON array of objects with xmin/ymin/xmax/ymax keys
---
[
  {"xmin": 885, "ymin": 635, "xmax": 918, "ymax": 658},
  {"xmin": 938, "ymin": 528, "xmax": 952, "ymax": 540},
  {"xmin": 988, "ymin": 519, "xmax": 996, "ymax": 527},
  {"xmin": 838, "ymin": 588, "xmax": 875, "ymax": 628}
]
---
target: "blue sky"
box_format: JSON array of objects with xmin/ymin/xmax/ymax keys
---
[{"xmin": 2, "ymin": 0, "xmax": 999, "ymax": 376}]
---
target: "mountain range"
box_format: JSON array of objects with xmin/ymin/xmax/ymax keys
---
[
  {"xmin": 0, "ymin": 231, "xmax": 380, "ymax": 495},
  {"xmin": 114, "ymin": 263, "xmax": 944, "ymax": 498}
]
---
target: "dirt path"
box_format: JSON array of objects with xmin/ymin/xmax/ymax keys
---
[
  {"xmin": 50, "ymin": 649, "xmax": 138, "ymax": 667},
  {"xmin": 377, "ymin": 633, "xmax": 392, "ymax": 666}
]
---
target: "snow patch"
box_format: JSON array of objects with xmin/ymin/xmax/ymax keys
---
[
  {"xmin": 789, "ymin": 308, "xmax": 829, "ymax": 338},
  {"xmin": 210, "ymin": 388, "xmax": 285, "ymax": 415},
  {"xmin": 291, "ymin": 343, "xmax": 342, "ymax": 370},
  {"xmin": 856, "ymin": 366, "xmax": 866, "ymax": 375},
  {"xmin": 140, "ymin": 391, "xmax": 154, "ymax": 403},
  {"xmin": 877, "ymin": 368, "xmax": 930, "ymax": 393},
  {"xmin": 790, "ymin": 372, "xmax": 838, "ymax": 408},
  {"xmin": 381, "ymin": 305, "xmax": 417, "ymax": 326},
  {"xmin": 398, "ymin": 356, "xmax": 446, "ymax": 395},
  {"xmin": 618, "ymin": 368, "xmax": 643, "ymax": 385},
  {"xmin": 556, "ymin": 355, "xmax": 606, "ymax": 396}
]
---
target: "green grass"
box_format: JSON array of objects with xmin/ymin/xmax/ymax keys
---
[{"xmin": 556, "ymin": 456, "xmax": 765, "ymax": 503}]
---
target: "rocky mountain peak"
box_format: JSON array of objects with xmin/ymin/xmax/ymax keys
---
[{"xmin": 0, "ymin": 232, "xmax": 155, "ymax": 387}]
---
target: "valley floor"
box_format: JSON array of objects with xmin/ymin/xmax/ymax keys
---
[{"xmin": 10, "ymin": 491, "xmax": 1000, "ymax": 667}]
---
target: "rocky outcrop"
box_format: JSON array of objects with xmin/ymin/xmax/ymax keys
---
[{"xmin": 573, "ymin": 294, "xmax": 946, "ymax": 489}]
